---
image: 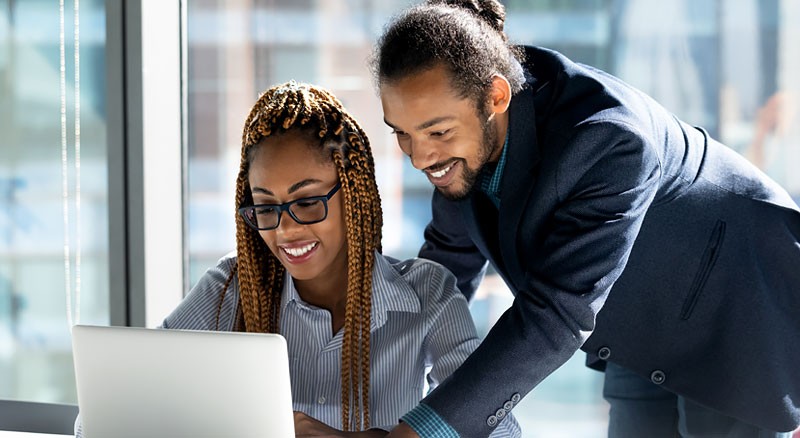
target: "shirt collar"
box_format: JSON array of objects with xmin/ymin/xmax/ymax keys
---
[
  {"xmin": 280, "ymin": 250, "xmax": 421, "ymax": 331},
  {"xmin": 479, "ymin": 128, "xmax": 510, "ymax": 205}
]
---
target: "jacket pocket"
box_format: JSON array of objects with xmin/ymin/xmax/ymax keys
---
[{"xmin": 680, "ymin": 220, "xmax": 726, "ymax": 320}]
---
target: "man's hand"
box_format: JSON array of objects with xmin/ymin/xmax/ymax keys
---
[
  {"xmin": 384, "ymin": 422, "xmax": 421, "ymax": 438},
  {"xmin": 293, "ymin": 411, "xmax": 390, "ymax": 438}
]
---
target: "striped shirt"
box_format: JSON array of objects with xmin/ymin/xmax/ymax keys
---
[{"xmin": 74, "ymin": 251, "xmax": 519, "ymax": 437}]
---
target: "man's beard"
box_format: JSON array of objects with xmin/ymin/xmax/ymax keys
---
[{"xmin": 437, "ymin": 114, "xmax": 499, "ymax": 202}]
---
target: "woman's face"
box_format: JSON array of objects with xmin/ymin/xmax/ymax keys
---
[{"xmin": 247, "ymin": 131, "xmax": 347, "ymax": 282}]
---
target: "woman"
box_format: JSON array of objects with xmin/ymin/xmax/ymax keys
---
[{"xmin": 75, "ymin": 82, "xmax": 520, "ymax": 437}]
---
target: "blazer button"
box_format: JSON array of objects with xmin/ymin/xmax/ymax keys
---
[
  {"xmin": 495, "ymin": 408, "xmax": 506, "ymax": 419},
  {"xmin": 503, "ymin": 400, "xmax": 514, "ymax": 411},
  {"xmin": 511, "ymin": 393, "xmax": 521, "ymax": 403},
  {"xmin": 487, "ymin": 415, "xmax": 498, "ymax": 427},
  {"xmin": 650, "ymin": 370, "xmax": 666, "ymax": 385},
  {"xmin": 598, "ymin": 346, "xmax": 611, "ymax": 360}
]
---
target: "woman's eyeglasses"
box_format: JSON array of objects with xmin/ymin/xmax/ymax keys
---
[{"xmin": 238, "ymin": 183, "xmax": 341, "ymax": 231}]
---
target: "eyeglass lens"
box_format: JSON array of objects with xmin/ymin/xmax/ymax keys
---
[{"xmin": 246, "ymin": 198, "xmax": 326, "ymax": 229}]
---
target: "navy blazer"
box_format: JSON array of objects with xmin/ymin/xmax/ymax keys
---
[{"xmin": 418, "ymin": 46, "xmax": 800, "ymax": 436}]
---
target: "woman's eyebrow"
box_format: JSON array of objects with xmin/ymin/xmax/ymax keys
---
[
  {"xmin": 288, "ymin": 178, "xmax": 323, "ymax": 194},
  {"xmin": 251, "ymin": 178, "xmax": 324, "ymax": 197},
  {"xmin": 251, "ymin": 187, "xmax": 273, "ymax": 196}
]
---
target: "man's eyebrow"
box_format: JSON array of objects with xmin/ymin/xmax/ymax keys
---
[
  {"xmin": 383, "ymin": 116, "xmax": 456, "ymax": 131},
  {"xmin": 250, "ymin": 178, "xmax": 324, "ymax": 198},
  {"xmin": 416, "ymin": 116, "xmax": 455, "ymax": 131}
]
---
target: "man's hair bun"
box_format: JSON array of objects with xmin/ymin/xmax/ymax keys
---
[{"xmin": 428, "ymin": 0, "xmax": 507, "ymax": 37}]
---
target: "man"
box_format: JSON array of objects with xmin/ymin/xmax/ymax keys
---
[{"xmin": 372, "ymin": 1, "xmax": 800, "ymax": 437}]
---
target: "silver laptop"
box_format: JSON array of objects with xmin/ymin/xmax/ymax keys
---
[{"xmin": 71, "ymin": 325, "xmax": 295, "ymax": 438}]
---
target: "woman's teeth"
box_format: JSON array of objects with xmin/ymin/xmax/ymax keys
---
[
  {"xmin": 430, "ymin": 164, "xmax": 453, "ymax": 178},
  {"xmin": 283, "ymin": 242, "xmax": 317, "ymax": 257}
]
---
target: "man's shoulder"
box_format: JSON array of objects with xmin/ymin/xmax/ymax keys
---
[{"xmin": 520, "ymin": 44, "xmax": 665, "ymax": 134}]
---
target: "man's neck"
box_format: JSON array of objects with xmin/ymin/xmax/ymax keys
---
[{"xmin": 489, "ymin": 111, "xmax": 510, "ymax": 163}]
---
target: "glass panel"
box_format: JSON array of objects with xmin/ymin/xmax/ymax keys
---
[
  {"xmin": 185, "ymin": 0, "xmax": 800, "ymax": 435},
  {"xmin": 186, "ymin": 0, "xmax": 420, "ymax": 282},
  {"xmin": 0, "ymin": 0, "xmax": 109, "ymax": 405}
]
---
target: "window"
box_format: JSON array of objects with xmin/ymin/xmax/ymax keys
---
[
  {"xmin": 0, "ymin": 0, "xmax": 109, "ymax": 407},
  {"xmin": 0, "ymin": 0, "xmax": 178, "ymax": 433}
]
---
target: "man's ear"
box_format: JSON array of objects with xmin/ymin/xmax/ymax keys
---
[{"xmin": 487, "ymin": 74, "xmax": 512, "ymax": 115}]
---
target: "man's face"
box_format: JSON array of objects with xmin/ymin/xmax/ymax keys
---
[{"xmin": 380, "ymin": 65, "xmax": 503, "ymax": 201}]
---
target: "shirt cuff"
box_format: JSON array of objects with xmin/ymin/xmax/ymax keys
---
[{"xmin": 401, "ymin": 403, "xmax": 459, "ymax": 438}]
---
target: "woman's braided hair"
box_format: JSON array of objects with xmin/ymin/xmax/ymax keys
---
[{"xmin": 215, "ymin": 81, "xmax": 382, "ymax": 431}]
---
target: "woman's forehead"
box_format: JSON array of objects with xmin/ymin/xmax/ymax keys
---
[{"xmin": 249, "ymin": 136, "xmax": 336, "ymax": 191}]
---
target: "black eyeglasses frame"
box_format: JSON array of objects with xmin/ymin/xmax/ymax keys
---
[{"xmin": 238, "ymin": 182, "xmax": 342, "ymax": 231}]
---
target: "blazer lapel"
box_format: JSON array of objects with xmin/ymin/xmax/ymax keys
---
[
  {"xmin": 458, "ymin": 196, "xmax": 516, "ymax": 289},
  {"xmin": 458, "ymin": 197, "xmax": 491, "ymax": 261},
  {"xmin": 496, "ymin": 81, "xmax": 543, "ymax": 290}
]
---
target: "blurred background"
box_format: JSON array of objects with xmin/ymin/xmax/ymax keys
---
[{"xmin": 2, "ymin": 0, "xmax": 799, "ymax": 436}]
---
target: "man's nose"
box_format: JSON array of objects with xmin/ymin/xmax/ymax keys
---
[{"xmin": 408, "ymin": 138, "xmax": 439, "ymax": 170}]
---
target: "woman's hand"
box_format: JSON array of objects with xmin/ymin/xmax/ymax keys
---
[
  {"xmin": 384, "ymin": 423, "xmax": 420, "ymax": 438},
  {"xmin": 294, "ymin": 411, "xmax": 341, "ymax": 437},
  {"xmin": 293, "ymin": 411, "xmax": 390, "ymax": 438}
]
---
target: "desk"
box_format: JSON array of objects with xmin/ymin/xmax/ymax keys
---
[{"xmin": 0, "ymin": 433, "xmax": 70, "ymax": 437}]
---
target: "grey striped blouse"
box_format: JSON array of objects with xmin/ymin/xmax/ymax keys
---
[{"xmin": 76, "ymin": 251, "xmax": 519, "ymax": 437}]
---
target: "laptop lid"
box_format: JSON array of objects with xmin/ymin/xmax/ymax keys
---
[{"xmin": 71, "ymin": 325, "xmax": 294, "ymax": 438}]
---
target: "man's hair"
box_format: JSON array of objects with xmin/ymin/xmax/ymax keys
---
[
  {"xmin": 216, "ymin": 81, "xmax": 382, "ymax": 431},
  {"xmin": 373, "ymin": 0, "xmax": 526, "ymax": 104}
]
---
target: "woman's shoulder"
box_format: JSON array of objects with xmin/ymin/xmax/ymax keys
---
[
  {"xmin": 189, "ymin": 251, "xmax": 239, "ymax": 299},
  {"xmin": 374, "ymin": 252, "xmax": 466, "ymax": 311},
  {"xmin": 211, "ymin": 251, "xmax": 238, "ymax": 275},
  {"xmin": 161, "ymin": 251, "xmax": 239, "ymax": 331},
  {"xmin": 374, "ymin": 253, "xmax": 477, "ymax": 345},
  {"xmin": 380, "ymin": 253, "xmax": 449, "ymax": 278}
]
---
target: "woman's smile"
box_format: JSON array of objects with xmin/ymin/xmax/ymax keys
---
[{"xmin": 278, "ymin": 240, "xmax": 320, "ymax": 263}]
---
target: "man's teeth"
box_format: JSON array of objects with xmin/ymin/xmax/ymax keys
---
[
  {"xmin": 430, "ymin": 164, "xmax": 453, "ymax": 178},
  {"xmin": 283, "ymin": 242, "xmax": 317, "ymax": 257}
]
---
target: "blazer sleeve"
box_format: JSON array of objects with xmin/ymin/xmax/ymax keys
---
[
  {"xmin": 421, "ymin": 265, "xmax": 521, "ymax": 438},
  {"xmin": 419, "ymin": 121, "xmax": 662, "ymax": 438},
  {"xmin": 419, "ymin": 189, "xmax": 489, "ymax": 302}
]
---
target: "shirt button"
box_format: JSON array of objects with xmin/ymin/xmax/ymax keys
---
[
  {"xmin": 650, "ymin": 370, "xmax": 666, "ymax": 385},
  {"xmin": 495, "ymin": 408, "xmax": 506, "ymax": 419},
  {"xmin": 317, "ymin": 396, "xmax": 326, "ymax": 404},
  {"xmin": 598, "ymin": 346, "xmax": 611, "ymax": 360},
  {"xmin": 503, "ymin": 400, "xmax": 514, "ymax": 411},
  {"xmin": 511, "ymin": 393, "xmax": 521, "ymax": 403},
  {"xmin": 487, "ymin": 415, "xmax": 498, "ymax": 427}
]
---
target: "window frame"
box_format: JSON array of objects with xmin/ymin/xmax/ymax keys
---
[{"xmin": 0, "ymin": 0, "xmax": 186, "ymax": 433}]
